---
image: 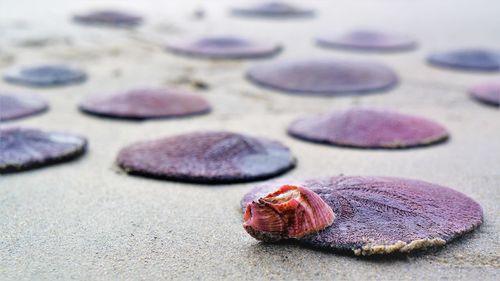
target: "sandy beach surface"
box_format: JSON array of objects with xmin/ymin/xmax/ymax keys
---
[{"xmin": 0, "ymin": 0, "xmax": 499, "ymax": 280}]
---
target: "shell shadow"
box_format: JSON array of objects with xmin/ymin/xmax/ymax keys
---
[
  {"xmin": 112, "ymin": 160, "xmax": 297, "ymax": 187},
  {"xmin": 246, "ymin": 229, "xmax": 481, "ymax": 262},
  {"xmin": 78, "ymin": 106, "xmax": 211, "ymax": 122}
]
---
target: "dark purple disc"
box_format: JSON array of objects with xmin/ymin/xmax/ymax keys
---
[
  {"xmin": 241, "ymin": 176, "xmax": 483, "ymax": 255},
  {"xmin": 165, "ymin": 36, "xmax": 281, "ymax": 60},
  {"xmin": 117, "ymin": 131, "xmax": 296, "ymax": 183},
  {"xmin": 247, "ymin": 59, "xmax": 398, "ymax": 95},
  {"xmin": 0, "ymin": 92, "xmax": 48, "ymax": 121},
  {"xmin": 427, "ymin": 48, "xmax": 500, "ymax": 72},
  {"xmin": 79, "ymin": 88, "xmax": 211, "ymax": 120},
  {"xmin": 73, "ymin": 10, "xmax": 143, "ymax": 28},
  {"xmin": 469, "ymin": 80, "xmax": 500, "ymax": 106},
  {"xmin": 0, "ymin": 127, "xmax": 87, "ymax": 173},
  {"xmin": 288, "ymin": 108, "xmax": 448, "ymax": 149},
  {"xmin": 231, "ymin": 1, "xmax": 314, "ymax": 18},
  {"xmin": 4, "ymin": 64, "xmax": 87, "ymax": 87},
  {"xmin": 316, "ymin": 29, "xmax": 416, "ymax": 52}
]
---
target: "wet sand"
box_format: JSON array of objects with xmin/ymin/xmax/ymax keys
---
[{"xmin": 0, "ymin": 0, "xmax": 499, "ymax": 280}]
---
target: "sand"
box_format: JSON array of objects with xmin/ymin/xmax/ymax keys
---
[{"xmin": 0, "ymin": 0, "xmax": 499, "ymax": 280}]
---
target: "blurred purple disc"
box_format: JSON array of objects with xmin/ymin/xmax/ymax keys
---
[
  {"xmin": 4, "ymin": 64, "xmax": 87, "ymax": 87},
  {"xmin": 165, "ymin": 36, "xmax": 281, "ymax": 59},
  {"xmin": 73, "ymin": 10, "xmax": 143, "ymax": 28},
  {"xmin": 469, "ymin": 80, "xmax": 500, "ymax": 106},
  {"xmin": 288, "ymin": 108, "xmax": 448, "ymax": 148},
  {"xmin": 0, "ymin": 127, "xmax": 87, "ymax": 173},
  {"xmin": 79, "ymin": 88, "xmax": 211, "ymax": 120},
  {"xmin": 231, "ymin": 1, "xmax": 314, "ymax": 18},
  {"xmin": 117, "ymin": 131, "xmax": 295, "ymax": 183},
  {"xmin": 317, "ymin": 29, "xmax": 416, "ymax": 52},
  {"xmin": 427, "ymin": 48, "xmax": 500, "ymax": 71},
  {"xmin": 241, "ymin": 176, "xmax": 483, "ymax": 255},
  {"xmin": 247, "ymin": 59, "xmax": 398, "ymax": 95},
  {"xmin": 0, "ymin": 92, "xmax": 48, "ymax": 121}
]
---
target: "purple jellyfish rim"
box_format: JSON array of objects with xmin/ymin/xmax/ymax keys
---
[
  {"xmin": 427, "ymin": 48, "xmax": 500, "ymax": 72},
  {"xmin": 246, "ymin": 58, "xmax": 399, "ymax": 96},
  {"xmin": 3, "ymin": 64, "xmax": 87, "ymax": 87},
  {"xmin": 0, "ymin": 92, "xmax": 49, "ymax": 121},
  {"xmin": 316, "ymin": 29, "xmax": 417, "ymax": 52},
  {"xmin": 165, "ymin": 36, "xmax": 282, "ymax": 60}
]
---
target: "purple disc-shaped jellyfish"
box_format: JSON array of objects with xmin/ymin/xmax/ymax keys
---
[
  {"xmin": 0, "ymin": 127, "xmax": 87, "ymax": 173},
  {"xmin": 4, "ymin": 64, "xmax": 87, "ymax": 87},
  {"xmin": 79, "ymin": 88, "xmax": 211, "ymax": 120},
  {"xmin": 73, "ymin": 10, "xmax": 143, "ymax": 28},
  {"xmin": 247, "ymin": 59, "xmax": 398, "ymax": 96},
  {"xmin": 241, "ymin": 176, "xmax": 483, "ymax": 255},
  {"xmin": 469, "ymin": 80, "xmax": 500, "ymax": 106},
  {"xmin": 231, "ymin": 1, "xmax": 314, "ymax": 18},
  {"xmin": 0, "ymin": 92, "xmax": 48, "ymax": 121},
  {"xmin": 427, "ymin": 48, "xmax": 500, "ymax": 72},
  {"xmin": 316, "ymin": 29, "xmax": 416, "ymax": 52},
  {"xmin": 117, "ymin": 131, "xmax": 296, "ymax": 183},
  {"xmin": 165, "ymin": 36, "xmax": 281, "ymax": 60},
  {"xmin": 288, "ymin": 108, "xmax": 448, "ymax": 149}
]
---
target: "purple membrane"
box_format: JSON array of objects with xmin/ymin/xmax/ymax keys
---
[
  {"xmin": 116, "ymin": 131, "xmax": 296, "ymax": 184},
  {"xmin": 0, "ymin": 92, "xmax": 48, "ymax": 121},
  {"xmin": 73, "ymin": 10, "xmax": 143, "ymax": 28},
  {"xmin": 0, "ymin": 127, "xmax": 87, "ymax": 173},
  {"xmin": 79, "ymin": 88, "xmax": 211, "ymax": 120},
  {"xmin": 231, "ymin": 1, "xmax": 314, "ymax": 18},
  {"xmin": 241, "ymin": 176, "xmax": 483, "ymax": 255},
  {"xmin": 317, "ymin": 29, "xmax": 417, "ymax": 52},
  {"xmin": 165, "ymin": 36, "xmax": 281, "ymax": 59},
  {"xmin": 247, "ymin": 58, "xmax": 398, "ymax": 96},
  {"xmin": 469, "ymin": 80, "xmax": 500, "ymax": 106},
  {"xmin": 288, "ymin": 108, "xmax": 449, "ymax": 149},
  {"xmin": 4, "ymin": 64, "xmax": 87, "ymax": 87},
  {"xmin": 427, "ymin": 48, "xmax": 500, "ymax": 71}
]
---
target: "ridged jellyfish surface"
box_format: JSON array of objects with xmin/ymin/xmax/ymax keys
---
[
  {"xmin": 317, "ymin": 30, "xmax": 416, "ymax": 52},
  {"xmin": 116, "ymin": 131, "xmax": 296, "ymax": 183},
  {"xmin": 427, "ymin": 48, "xmax": 500, "ymax": 71},
  {"xmin": 0, "ymin": 127, "xmax": 87, "ymax": 173},
  {"xmin": 241, "ymin": 176, "xmax": 483, "ymax": 255},
  {"xmin": 288, "ymin": 108, "xmax": 449, "ymax": 148},
  {"xmin": 73, "ymin": 10, "xmax": 143, "ymax": 27},
  {"xmin": 231, "ymin": 1, "xmax": 314, "ymax": 18},
  {"xmin": 4, "ymin": 64, "xmax": 87, "ymax": 87},
  {"xmin": 0, "ymin": 92, "xmax": 48, "ymax": 121},
  {"xmin": 79, "ymin": 88, "xmax": 210, "ymax": 120},
  {"xmin": 247, "ymin": 59, "xmax": 398, "ymax": 95},
  {"xmin": 165, "ymin": 36, "xmax": 281, "ymax": 59},
  {"xmin": 469, "ymin": 81, "xmax": 500, "ymax": 106}
]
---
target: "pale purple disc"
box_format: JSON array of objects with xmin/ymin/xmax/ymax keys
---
[
  {"xmin": 73, "ymin": 10, "xmax": 143, "ymax": 28},
  {"xmin": 247, "ymin": 59, "xmax": 398, "ymax": 95},
  {"xmin": 428, "ymin": 48, "xmax": 500, "ymax": 72},
  {"xmin": 0, "ymin": 92, "xmax": 48, "ymax": 121},
  {"xmin": 469, "ymin": 80, "xmax": 500, "ymax": 106},
  {"xmin": 0, "ymin": 127, "xmax": 87, "ymax": 173},
  {"xmin": 117, "ymin": 131, "xmax": 296, "ymax": 183},
  {"xmin": 3, "ymin": 64, "xmax": 87, "ymax": 87},
  {"xmin": 241, "ymin": 176, "xmax": 483, "ymax": 255},
  {"xmin": 317, "ymin": 30, "xmax": 416, "ymax": 52},
  {"xmin": 231, "ymin": 1, "xmax": 314, "ymax": 18},
  {"xmin": 79, "ymin": 88, "xmax": 211, "ymax": 120},
  {"xmin": 288, "ymin": 108, "xmax": 448, "ymax": 148},
  {"xmin": 165, "ymin": 36, "xmax": 281, "ymax": 59}
]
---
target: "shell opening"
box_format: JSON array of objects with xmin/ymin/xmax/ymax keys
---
[{"xmin": 243, "ymin": 185, "xmax": 335, "ymax": 242}]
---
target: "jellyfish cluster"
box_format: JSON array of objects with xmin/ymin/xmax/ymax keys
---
[{"xmin": 1, "ymin": 1, "xmax": 495, "ymax": 256}]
